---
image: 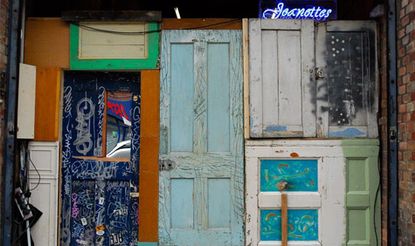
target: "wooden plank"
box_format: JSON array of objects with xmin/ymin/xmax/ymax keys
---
[
  {"xmin": 248, "ymin": 19, "xmax": 263, "ymax": 137},
  {"xmin": 24, "ymin": 18, "xmax": 69, "ymax": 68},
  {"xmin": 139, "ymin": 70, "xmax": 160, "ymax": 242},
  {"xmin": 17, "ymin": 63, "xmax": 36, "ymax": 139},
  {"xmin": 278, "ymin": 30, "xmax": 301, "ymax": 126},
  {"xmin": 301, "ymin": 21, "xmax": 316, "ymax": 137},
  {"xmin": 162, "ymin": 18, "xmax": 241, "ymax": 30},
  {"xmin": 281, "ymin": 193, "xmax": 288, "ymax": 246},
  {"xmin": 262, "ymin": 30, "xmax": 279, "ymax": 129},
  {"xmin": 242, "ymin": 19, "xmax": 250, "ymax": 139},
  {"xmin": 34, "ymin": 67, "xmax": 61, "ymax": 141}
]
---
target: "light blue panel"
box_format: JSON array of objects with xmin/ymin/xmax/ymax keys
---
[
  {"xmin": 260, "ymin": 210, "xmax": 318, "ymax": 241},
  {"xmin": 207, "ymin": 43, "xmax": 230, "ymax": 153},
  {"xmin": 171, "ymin": 44, "xmax": 194, "ymax": 152},
  {"xmin": 208, "ymin": 178, "xmax": 231, "ymax": 228},
  {"xmin": 137, "ymin": 243, "xmax": 158, "ymax": 246},
  {"xmin": 260, "ymin": 159, "xmax": 318, "ymax": 192},
  {"xmin": 171, "ymin": 179, "xmax": 194, "ymax": 228}
]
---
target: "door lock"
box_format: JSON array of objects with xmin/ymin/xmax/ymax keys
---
[{"xmin": 159, "ymin": 159, "xmax": 175, "ymax": 171}]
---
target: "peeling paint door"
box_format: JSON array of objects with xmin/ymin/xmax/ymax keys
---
[
  {"xmin": 249, "ymin": 19, "xmax": 315, "ymax": 138},
  {"xmin": 159, "ymin": 30, "xmax": 244, "ymax": 246},
  {"xmin": 61, "ymin": 72, "xmax": 140, "ymax": 246},
  {"xmin": 245, "ymin": 141, "xmax": 347, "ymax": 246},
  {"xmin": 316, "ymin": 21, "xmax": 378, "ymax": 138}
]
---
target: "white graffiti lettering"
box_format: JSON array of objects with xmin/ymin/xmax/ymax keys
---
[{"xmin": 74, "ymin": 97, "xmax": 95, "ymax": 155}]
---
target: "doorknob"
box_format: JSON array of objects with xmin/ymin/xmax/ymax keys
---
[
  {"xmin": 314, "ymin": 67, "xmax": 325, "ymax": 80},
  {"xmin": 278, "ymin": 180, "xmax": 288, "ymax": 246}
]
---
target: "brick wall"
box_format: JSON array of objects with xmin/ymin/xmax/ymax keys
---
[
  {"xmin": 397, "ymin": 0, "xmax": 415, "ymax": 244},
  {"xmin": 0, "ymin": 0, "xmax": 8, "ymax": 243}
]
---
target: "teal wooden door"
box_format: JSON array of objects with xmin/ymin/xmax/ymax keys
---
[{"xmin": 159, "ymin": 30, "xmax": 243, "ymax": 246}]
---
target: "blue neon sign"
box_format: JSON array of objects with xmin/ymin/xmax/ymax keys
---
[{"xmin": 260, "ymin": 0, "xmax": 337, "ymax": 21}]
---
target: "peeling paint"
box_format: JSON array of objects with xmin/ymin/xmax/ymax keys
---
[{"xmin": 329, "ymin": 128, "xmax": 365, "ymax": 138}]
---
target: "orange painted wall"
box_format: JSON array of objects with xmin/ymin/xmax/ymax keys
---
[
  {"xmin": 24, "ymin": 18, "xmax": 69, "ymax": 68},
  {"xmin": 139, "ymin": 70, "xmax": 160, "ymax": 242},
  {"xmin": 34, "ymin": 67, "xmax": 61, "ymax": 141}
]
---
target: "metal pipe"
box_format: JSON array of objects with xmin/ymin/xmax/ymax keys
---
[
  {"xmin": 2, "ymin": 0, "xmax": 22, "ymax": 245},
  {"xmin": 387, "ymin": 0, "xmax": 398, "ymax": 244}
]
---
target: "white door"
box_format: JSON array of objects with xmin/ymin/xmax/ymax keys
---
[
  {"xmin": 249, "ymin": 19, "xmax": 315, "ymax": 138},
  {"xmin": 245, "ymin": 140, "xmax": 346, "ymax": 246},
  {"xmin": 28, "ymin": 141, "xmax": 59, "ymax": 246}
]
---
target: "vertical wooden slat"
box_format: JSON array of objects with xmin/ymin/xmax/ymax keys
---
[
  {"xmin": 248, "ymin": 19, "xmax": 263, "ymax": 137},
  {"xmin": 243, "ymin": 19, "xmax": 250, "ymax": 139},
  {"xmin": 300, "ymin": 21, "xmax": 316, "ymax": 137},
  {"xmin": 139, "ymin": 70, "xmax": 160, "ymax": 243},
  {"xmin": 281, "ymin": 193, "xmax": 288, "ymax": 246},
  {"xmin": 34, "ymin": 67, "xmax": 61, "ymax": 141}
]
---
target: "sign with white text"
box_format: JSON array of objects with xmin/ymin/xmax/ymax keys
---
[{"xmin": 259, "ymin": 0, "xmax": 337, "ymax": 21}]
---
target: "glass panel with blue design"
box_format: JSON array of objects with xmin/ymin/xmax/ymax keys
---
[
  {"xmin": 260, "ymin": 159, "xmax": 318, "ymax": 192},
  {"xmin": 260, "ymin": 209, "xmax": 319, "ymax": 241}
]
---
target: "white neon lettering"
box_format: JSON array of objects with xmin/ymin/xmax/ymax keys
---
[{"xmin": 262, "ymin": 2, "xmax": 334, "ymax": 21}]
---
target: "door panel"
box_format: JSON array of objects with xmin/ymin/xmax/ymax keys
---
[
  {"xmin": 249, "ymin": 19, "xmax": 315, "ymax": 138},
  {"xmin": 160, "ymin": 30, "xmax": 243, "ymax": 246},
  {"xmin": 61, "ymin": 72, "xmax": 140, "ymax": 246},
  {"xmin": 316, "ymin": 21, "xmax": 378, "ymax": 138},
  {"xmin": 245, "ymin": 140, "xmax": 347, "ymax": 246}
]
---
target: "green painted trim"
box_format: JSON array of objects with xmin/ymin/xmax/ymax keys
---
[
  {"xmin": 137, "ymin": 242, "xmax": 158, "ymax": 246},
  {"xmin": 342, "ymin": 140, "xmax": 380, "ymax": 246},
  {"xmin": 70, "ymin": 23, "xmax": 159, "ymax": 70}
]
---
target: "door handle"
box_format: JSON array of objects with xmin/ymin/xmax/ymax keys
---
[
  {"xmin": 278, "ymin": 180, "xmax": 288, "ymax": 246},
  {"xmin": 314, "ymin": 67, "xmax": 325, "ymax": 80}
]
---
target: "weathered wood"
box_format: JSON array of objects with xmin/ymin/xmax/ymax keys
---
[
  {"xmin": 245, "ymin": 140, "xmax": 351, "ymax": 245},
  {"xmin": 138, "ymin": 70, "xmax": 160, "ymax": 243},
  {"xmin": 281, "ymin": 193, "xmax": 288, "ymax": 246},
  {"xmin": 78, "ymin": 23, "xmax": 148, "ymax": 59},
  {"xmin": 34, "ymin": 67, "xmax": 61, "ymax": 141},
  {"xmin": 316, "ymin": 21, "xmax": 378, "ymax": 138},
  {"xmin": 242, "ymin": 18, "xmax": 250, "ymax": 139},
  {"xmin": 160, "ymin": 30, "xmax": 243, "ymax": 246},
  {"xmin": 248, "ymin": 19, "xmax": 316, "ymax": 138}
]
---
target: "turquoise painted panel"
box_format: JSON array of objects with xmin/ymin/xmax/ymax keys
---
[
  {"xmin": 208, "ymin": 178, "xmax": 231, "ymax": 228},
  {"xmin": 260, "ymin": 159, "xmax": 318, "ymax": 192},
  {"xmin": 171, "ymin": 179, "xmax": 194, "ymax": 228},
  {"xmin": 171, "ymin": 44, "xmax": 194, "ymax": 152},
  {"xmin": 207, "ymin": 43, "xmax": 230, "ymax": 153},
  {"xmin": 137, "ymin": 243, "xmax": 158, "ymax": 246},
  {"xmin": 260, "ymin": 210, "xmax": 318, "ymax": 241}
]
